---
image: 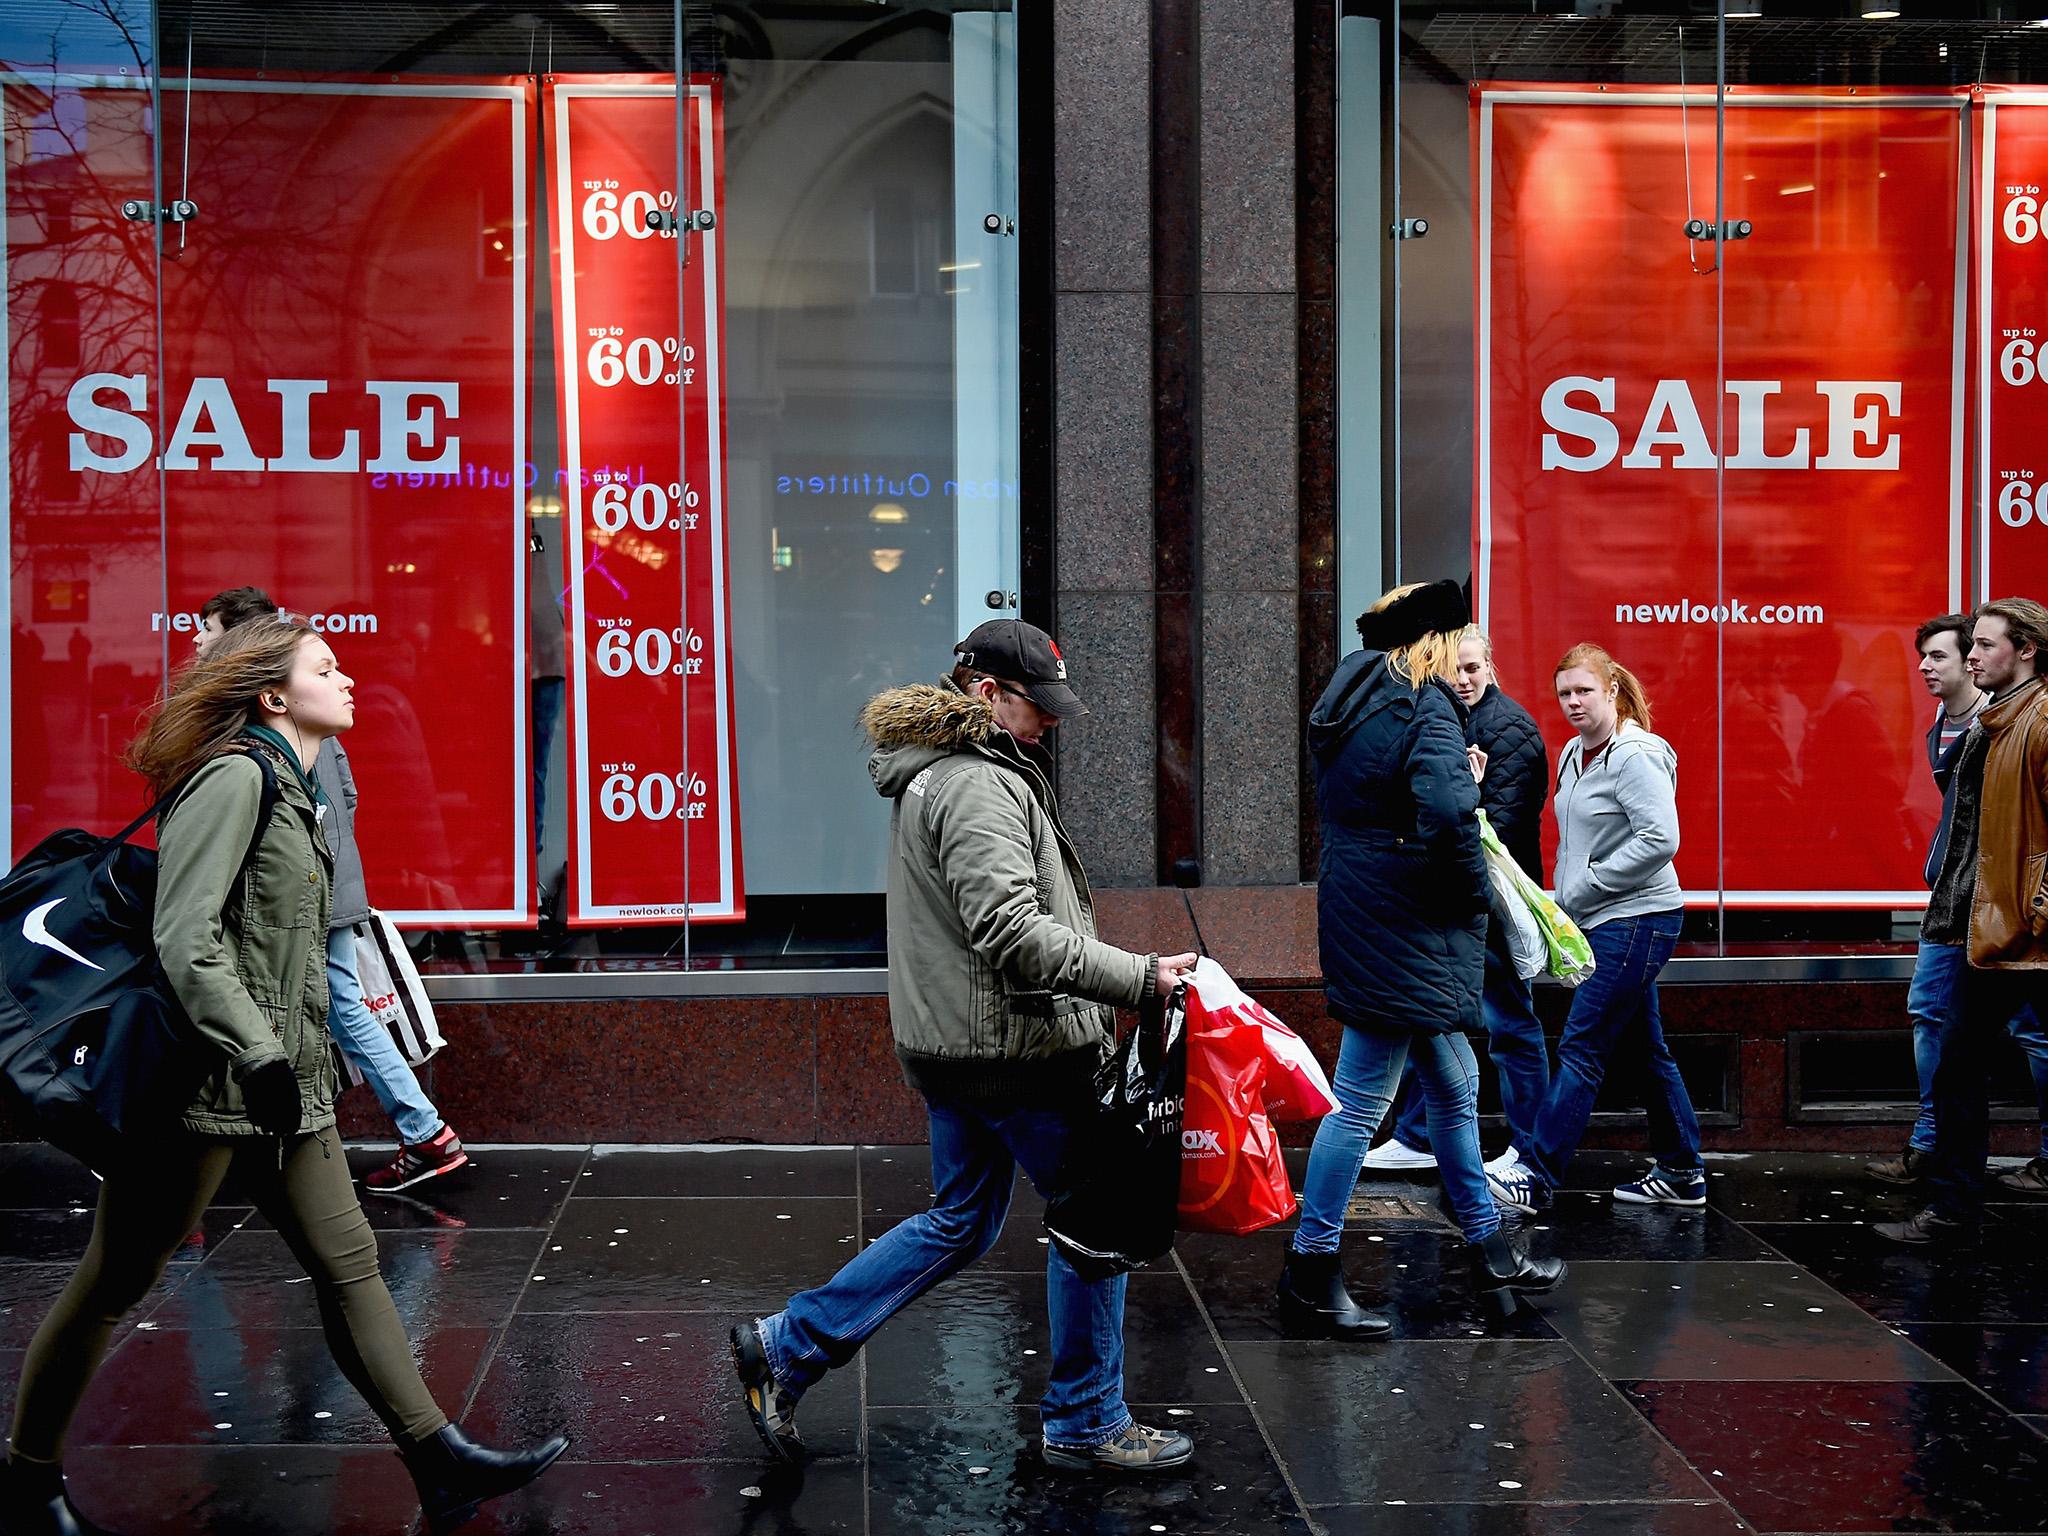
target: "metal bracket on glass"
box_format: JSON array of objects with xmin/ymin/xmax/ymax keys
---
[
  {"xmin": 1391, "ymin": 216, "xmax": 1429, "ymax": 240},
  {"xmin": 643, "ymin": 207, "xmax": 716, "ymax": 234},
  {"xmin": 981, "ymin": 212, "xmax": 1015, "ymax": 236},
  {"xmin": 1684, "ymin": 218, "xmax": 1753, "ymax": 241},
  {"xmin": 120, "ymin": 199, "xmax": 198, "ymax": 225},
  {"xmin": 984, "ymin": 589, "xmax": 1017, "ymax": 610}
]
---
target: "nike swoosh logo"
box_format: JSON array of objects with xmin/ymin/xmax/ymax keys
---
[{"xmin": 24, "ymin": 899, "xmax": 105, "ymax": 972}]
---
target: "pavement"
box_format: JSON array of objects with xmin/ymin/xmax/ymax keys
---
[{"xmin": 0, "ymin": 1140, "xmax": 2043, "ymax": 1534}]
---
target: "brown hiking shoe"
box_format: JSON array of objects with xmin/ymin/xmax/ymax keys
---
[
  {"xmin": 1996, "ymin": 1157, "xmax": 2048, "ymax": 1196},
  {"xmin": 1042, "ymin": 1422, "xmax": 1194, "ymax": 1473},
  {"xmin": 364, "ymin": 1124, "xmax": 469, "ymax": 1195},
  {"xmin": 1864, "ymin": 1147, "xmax": 1929, "ymax": 1186}
]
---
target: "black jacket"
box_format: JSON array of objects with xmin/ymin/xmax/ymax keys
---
[
  {"xmin": 1923, "ymin": 699, "xmax": 1984, "ymax": 888},
  {"xmin": 1309, "ymin": 651, "xmax": 1488, "ymax": 1038},
  {"xmin": 1467, "ymin": 684, "xmax": 1548, "ymax": 880}
]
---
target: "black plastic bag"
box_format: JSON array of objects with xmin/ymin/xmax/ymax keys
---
[{"xmin": 1043, "ymin": 991, "xmax": 1187, "ymax": 1281}]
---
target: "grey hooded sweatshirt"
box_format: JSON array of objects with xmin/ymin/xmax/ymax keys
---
[
  {"xmin": 1552, "ymin": 719, "xmax": 1682, "ymax": 931},
  {"xmin": 863, "ymin": 679, "xmax": 1158, "ymax": 1104},
  {"xmin": 311, "ymin": 739, "xmax": 369, "ymax": 930}
]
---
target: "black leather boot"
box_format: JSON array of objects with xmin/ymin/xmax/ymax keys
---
[
  {"xmin": 1469, "ymin": 1230, "xmax": 1566, "ymax": 1322},
  {"xmin": 1276, "ymin": 1248, "xmax": 1392, "ymax": 1339},
  {"xmin": 0, "ymin": 1456, "xmax": 115, "ymax": 1536},
  {"xmin": 400, "ymin": 1424, "xmax": 571, "ymax": 1534}
]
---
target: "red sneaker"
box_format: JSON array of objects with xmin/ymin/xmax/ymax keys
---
[{"xmin": 364, "ymin": 1124, "xmax": 469, "ymax": 1195}]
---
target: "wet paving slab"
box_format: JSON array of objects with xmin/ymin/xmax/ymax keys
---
[
  {"xmin": 1751, "ymin": 1205, "xmax": 2048, "ymax": 1325},
  {"xmin": 2, "ymin": 1144, "xmax": 2045, "ymax": 1533},
  {"xmin": 1313, "ymin": 1502, "xmax": 1750, "ymax": 1535},
  {"xmin": 865, "ymin": 1404, "xmax": 1312, "ymax": 1536},
  {"xmin": 1898, "ymin": 1323, "xmax": 2048, "ymax": 1414},
  {"xmin": 462, "ymin": 1311, "xmax": 865, "ymax": 1462},
  {"xmin": 1231, "ymin": 1339, "xmax": 1714, "ymax": 1507},
  {"xmin": 1540, "ymin": 1261, "xmax": 1962, "ymax": 1381},
  {"xmin": 1620, "ymin": 1378, "xmax": 2048, "ymax": 1533},
  {"xmin": 64, "ymin": 1325, "xmax": 495, "ymax": 1446}
]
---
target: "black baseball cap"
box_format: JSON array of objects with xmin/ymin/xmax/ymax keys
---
[{"xmin": 955, "ymin": 619, "xmax": 1088, "ymax": 719}]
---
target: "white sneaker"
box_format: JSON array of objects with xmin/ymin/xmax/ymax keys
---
[
  {"xmin": 1361, "ymin": 1139, "xmax": 1438, "ymax": 1173},
  {"xmin": 1484, "ymin": 1145, "xmax": 1521, "ymax": 1177}
]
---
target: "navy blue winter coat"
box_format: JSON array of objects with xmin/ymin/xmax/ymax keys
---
[{"xmin": 1310, "ymin": 650, "xmax": 1489, "ymax": 1038}]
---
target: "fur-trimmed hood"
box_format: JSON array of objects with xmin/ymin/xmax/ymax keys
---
[
  {"xmin": 862, "ymin": 682, "xmax": 996, "ymax": 752},
  {"xmin": 864, "ymin": 681, "xmax": 1011, "ymax": 799}
]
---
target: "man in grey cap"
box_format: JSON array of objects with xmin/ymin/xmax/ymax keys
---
[{"xmin": 731, "ymin": 620, "xmax": 1198, "ymax": 1473}]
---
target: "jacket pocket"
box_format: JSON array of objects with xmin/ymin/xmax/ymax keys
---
[
  {"xmin": 2028, "ymin": 851, "xmax": 2048, "ymax": 939},
  {"xmin": 1554, "ymin": 853, "xmax": 1594, "ymax": 916}
]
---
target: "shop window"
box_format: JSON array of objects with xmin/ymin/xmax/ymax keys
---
[{"xmin": 0, "ymin": 1, "xmax": 1027, "ymax": 981}]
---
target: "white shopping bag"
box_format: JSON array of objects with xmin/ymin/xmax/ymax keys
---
[
  {"xmin": 344, "ymin": 910, "xmax": 445, "ymax": 1087},
  {"xmin": 1483, "ymin": 844, "xmax": 1548, "ymax": 981}
]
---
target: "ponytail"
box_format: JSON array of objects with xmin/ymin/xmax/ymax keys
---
[{"xmin": 1555, "ymin": 642, "xmax": 1652, "ymax": 732}]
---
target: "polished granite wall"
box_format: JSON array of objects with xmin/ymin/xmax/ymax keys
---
[{"xmin": 1051, "ymin": 0, "xmax": 1307, "ymax": 890}]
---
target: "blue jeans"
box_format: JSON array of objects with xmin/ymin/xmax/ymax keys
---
[
  {"xmin": 1295, "ymin": 1026, "xmax": 1501, "ymax": 1248},
  {"xmin": 1907, "ymin": 942, "xmax": 1966, "ymax": 1152},
  {"xmin": 1927, "ymin": 968, "xmax": 2048, "ymax": 1221},
  {"xmin": 2006, "ymin": 1003, "xmax": 2048, "ymax": 1159},
  {"xmin": 1522, "ymin": 910, "xmax": 1697, "ymax": 1194},
  {"xmin": 1908, "ymin": 942, "xmax": 2048, "ymax": 1158},
  {"xmin": 325, "ymin": 926, "xmax": 442, "ymax": 1147},
  {"xmin": 760, "ymin": 1097, "xmax": 1131, "ymax": 1448},
  {"xmin": 1389, "ymin": 941, "xmax": 1551, "ymax": 1157}
]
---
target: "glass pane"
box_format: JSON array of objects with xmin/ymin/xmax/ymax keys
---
[
  {"xmin": 149, "ymin": 9, "xmax": 536, "ymax": 935},
  {"xmin": 1385, "ymin": 5, "xmax": 1729, "ymax": 947},
  {"xmin": 680, "ymin": 1, "xmax": 1022, "ymax": 969},
  {"xmin": 3, "ymin": 2, "xmax": 160, "ymax": 864},
  {"xmin": 1716, "ymin": 81, "xmax": 1965, "ymax": 920},
  {"xmin": 63, "ymin": 3, "xmax": 1025, "ymax": 977}
]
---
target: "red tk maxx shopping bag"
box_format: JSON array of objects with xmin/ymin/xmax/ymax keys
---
[{"xmin": 1177, "ymin": 959, "xmax": 1339, "ymax": 1236}]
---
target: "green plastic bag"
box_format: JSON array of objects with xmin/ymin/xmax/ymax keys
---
[{"xmin": 1476, "ymin": 811, "xmax": 1596, "ymax": 988}]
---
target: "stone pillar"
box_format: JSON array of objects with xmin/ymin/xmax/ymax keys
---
[
  {"xmin": 1050, "ymin": 0, "xmax": 1157, "ymax": 888},
  {"xmin": 1197, "ymin": 0, "xmax": 1298, "ymax": 885}
]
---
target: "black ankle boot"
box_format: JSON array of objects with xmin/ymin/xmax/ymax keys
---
[
  {"xmin": 1276, "ymin": 1248, "xmax": 1392, "ymax": 1339},
  {"xmin": 0, "ymin": 1457, "xmax": 114, "ymax": 1536},
  {"xmin": 1469, "ymin": 1230, "xmax": 1566, "ymax": 1322},
  {"xmin": 400, "ymin": 1424, "xmax": 571, "ymax": 1534}
]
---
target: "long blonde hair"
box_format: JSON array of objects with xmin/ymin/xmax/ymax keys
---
[
  {"xmin": 1555, "ymin": 642, "xmax": 1652, "ymax": 731},
  {"xmin": 1370, "ymin": 583, "xmax": 1460, "ymax": 692},
  {"xmin": 126, "ymin": 620, "xmax": 315, "ymax": 798}
]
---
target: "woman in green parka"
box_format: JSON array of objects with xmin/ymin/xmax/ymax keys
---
[{"xmin": 1, "ymin": 620, "xmax": 567, "ymax": 1536}]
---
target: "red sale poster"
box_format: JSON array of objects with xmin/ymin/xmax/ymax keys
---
[
  {"xmin": 1476, "ymin": 87, "xmax": 1966, "ymax": 906},
  {"xmin": 1979, "ymin": 89, "xmax": 2048, "ymax": 604},
  {"xmin": 546, "ymin": 78, "xmax": 742, "ymax": 924},
  {"xmin": 5, "ymin": 74, "xmax": 535, "ymax": 925}
]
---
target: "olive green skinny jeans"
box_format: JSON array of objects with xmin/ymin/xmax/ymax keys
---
[{"xmin": 8, "ymin": 1131, "xmax": 447, "ymax": 1463}]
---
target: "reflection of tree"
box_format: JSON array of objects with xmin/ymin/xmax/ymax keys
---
[{"xmin": 6, "ymin": 3, "xmax": 159, "ymax": 534}]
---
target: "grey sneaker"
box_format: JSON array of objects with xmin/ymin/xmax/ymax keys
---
[
  {"xmin": 730, "ymin": 1320, "xmax": 803, "ymax": 1463},
  {"xmin": 1042, "ymin": 1421, "xmax": 1195, "ymax": 1473}
]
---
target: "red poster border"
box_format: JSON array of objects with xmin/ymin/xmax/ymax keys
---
[
  {"xmin": 0, "ymin": 70, "xmax": 538, "ymax": 928},
  {"xmin": 1975, "ymin": 86, "xmax": 2048, "ymax": 606},
  {"xmin": 1472, "ymin": 82, "xmax": 1970, "ymax": 909},
  {"xmin": 547, "ymin": 76, "xmax": 743, "ymax": 925}
]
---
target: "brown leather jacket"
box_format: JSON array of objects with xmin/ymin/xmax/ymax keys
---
[{"xmin": 1970, "ymin": 675, "xmax": 2048, "ymax": 969}]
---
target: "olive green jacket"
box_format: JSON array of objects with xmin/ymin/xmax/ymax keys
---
[
  {"xmin": 864, "ymin": 681, "xmax": 1157, "ymax": 1104},
  {"xmin": 154, "ymin": 743, "xmax": 339, "ymax": 1136}
]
